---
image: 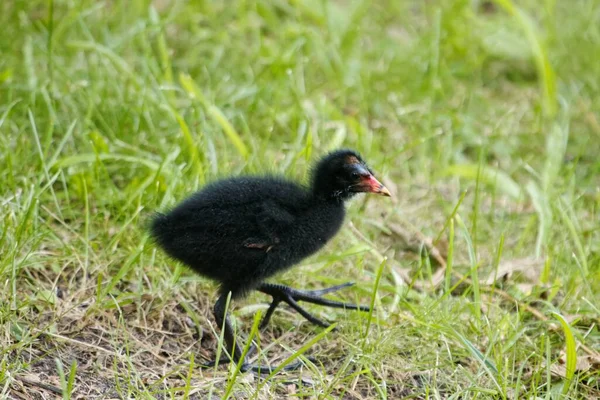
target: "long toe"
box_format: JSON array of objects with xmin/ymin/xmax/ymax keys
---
[
  {"xmin": 257, "ymin": 282, "xmax": 370, "ymax": 327},
  {"xmin": 300, "ymin": 282, "xmax": 355, "ymax": 296},
  {"xmin": 247, "ymin": 342, "xmax": 259, "ymax": 358},
  {"xmin": 201, "ymin": 356, "xmax": 232, "ymax": 369},
  {"xmin": 259, "ymin": 298, "xmax": 282, "ymax": 330},
  {"xmin": 241, "ymin": 358, "xmax": 315, "ymax": 374},
  {"xmin": 291, "ymin": 290, "xmax": 371, "ymax": 312},
  {"xmin": 282, "ymin": 295, "xmax": 332, "ymax": 327}
]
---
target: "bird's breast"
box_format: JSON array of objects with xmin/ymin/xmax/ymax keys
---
[{"xmin": 281, "ymin": 205, "xmax": 345, "ymax": 259}]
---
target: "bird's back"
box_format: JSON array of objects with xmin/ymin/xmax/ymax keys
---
[
  {"xmin": 183, "ymin": 176, "xmax": 308, "ymax": 208},
  {"xmin": 150, "ymin": 176, "xmax": 313, "ymax": 292}
]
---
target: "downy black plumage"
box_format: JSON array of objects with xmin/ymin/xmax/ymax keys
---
[{"xmin": 150, "ymin": 149, "xmax": 390, "ymax": 372}]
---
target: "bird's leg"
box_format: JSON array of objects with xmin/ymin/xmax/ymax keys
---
[
  {"xmin": 205, "ymin": 293, "xmax": 244, "ymax": 366},
  {"xmin": 201, "ymin": 293, "xmax": 309, "ymax": 374},
  {"xmin": 257, "ymin": 282, "xmax": 370, "ymax": 329}
]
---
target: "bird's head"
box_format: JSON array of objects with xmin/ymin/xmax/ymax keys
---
[{"xmin": 312, "ymin": 149, "xmax": 391, "ymax": 201}]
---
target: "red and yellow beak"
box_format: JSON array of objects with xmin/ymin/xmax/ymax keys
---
[{"xmin": 362, "ymin": 174, "xmax": 391, "ymax": 196}]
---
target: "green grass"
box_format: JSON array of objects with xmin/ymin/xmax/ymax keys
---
[{"xmin": 1, "ymin": 0, "xmax": 599, "ymax": 398}]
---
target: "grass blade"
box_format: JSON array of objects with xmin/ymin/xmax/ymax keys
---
[
  {"xmin": 179, "ymin": 73, "xmax": 249, "ymax": 159},
  {"xmin": 443, "ymin": 164, "xmax": 523, "ymax": 200},
  {"xmin": 362, "ymin": 257, "xmax": 386, "ymax": 341},
  {"xmin": 551, "ymin": 312, "xmax": 577, "ymax": 395},
  {"xmin": 207, "ymin": 105, "xmax": 249, "ymax": 159},
  {"xmin": 493, "ymin": 0, "xmax": 556, "ymax": 117}
]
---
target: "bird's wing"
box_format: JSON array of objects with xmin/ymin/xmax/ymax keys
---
[
  {"xmin": 259, "ymin": 198, "xmax": 296, "ymax": 225},
  {"xmin": 242, "ymin": 237, "xmax": 276, "ymax": 252},
  {"xmin": 243, "ymin": 199, "xmax": 296, "ymax": 251}
]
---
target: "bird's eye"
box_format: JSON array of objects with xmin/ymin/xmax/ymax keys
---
[{"xmin": 351, "ymin": 172, "xmax": 360, "ymax": 180}]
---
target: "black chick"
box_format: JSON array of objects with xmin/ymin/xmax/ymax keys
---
[{"xmin": 150, "ymin": 149, "xmax": 390, "ymax": 372}]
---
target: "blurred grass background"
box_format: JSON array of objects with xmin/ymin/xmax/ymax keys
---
[{"xmin": 0, "ymin": 0, "xmax": 598, "ymax": 398}]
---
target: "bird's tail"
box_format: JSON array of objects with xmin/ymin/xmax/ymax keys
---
[{"xmin": 148, "ymin": 212, "xmax": 170, "ymax": 244}]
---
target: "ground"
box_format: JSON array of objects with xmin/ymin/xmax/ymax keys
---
[{"xmin": 1, "ymin": 0, "xmax": 599, "ymax": 399}]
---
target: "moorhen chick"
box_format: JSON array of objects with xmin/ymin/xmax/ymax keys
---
[{"xmin": 150, "ymin": 149, "xmax": 390, "ymax": 372}]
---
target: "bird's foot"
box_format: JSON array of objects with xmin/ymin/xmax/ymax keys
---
[
  {"xmin": 240, "ymin": 356, "xmax": 315, "ymax": 374},
  {"xmin": 257, "ymin": 282, "xmax": 370, "ymax": 329},
  {"xmin": 208, "ymin": 292, "xmax": 314, "ymax": 375},
  {"xmin": 201, "ymin": 353, "xmax": 313, "ymax": 374},
  {"xmin": 201, "ymin": 356, "xmax": 232, "ymax": 369}
]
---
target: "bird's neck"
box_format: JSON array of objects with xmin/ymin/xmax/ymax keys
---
[{"xmin": 310, "ymin": 191, "xmax": 348, "ymax": 206}]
